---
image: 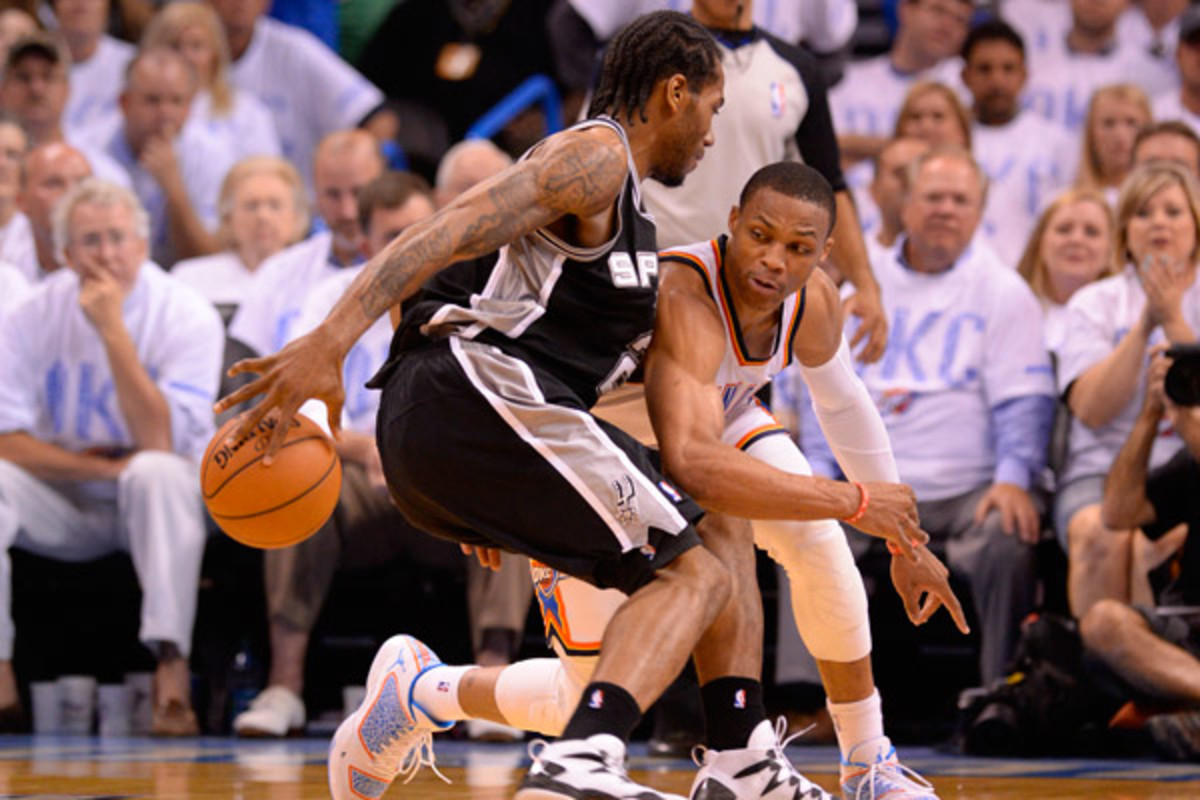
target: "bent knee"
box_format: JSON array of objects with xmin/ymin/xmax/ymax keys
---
[
  {"xmin": 666, "ymin": 545, "xmax": 732, "ymax": 611},
  {"xmin": 120, "ymin": 451, "xmax": 194, "ymax": 486},
  {"xmin": 1080, "ymin": 598, "xmax": 1139, "ymax": 648}
]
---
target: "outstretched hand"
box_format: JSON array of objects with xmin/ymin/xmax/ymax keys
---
[
  {"xmin": 890, "ymin": 545, "xmax": 970, "ymax": 634},
  {"xmin": 851, "ymin": 481, "xmax": 929, "ymax": 560},
  {"xmin": 212, "ymin": 327, "xmax": 346, "ymax": 462}
]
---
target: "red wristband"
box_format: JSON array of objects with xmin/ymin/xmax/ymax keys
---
[
  {"xmin": 885, "ymin": 540, "xmax": 903, "ymax": 556},
  {"xmin": 842, "ymin": 481, "xmax": 869, "ymax": 525}
]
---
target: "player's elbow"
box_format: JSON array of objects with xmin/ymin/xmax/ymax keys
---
[{"xmin": 662, "ymin": 449, "xmax": 721, "ymax": 508}]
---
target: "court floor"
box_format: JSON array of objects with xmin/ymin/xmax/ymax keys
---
[{"xmin": 0, "ymin": 735, "xmax": 1197, "ymax": 799}]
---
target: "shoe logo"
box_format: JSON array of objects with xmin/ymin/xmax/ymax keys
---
[
  {"xmin": 437, "ymin": 681, "xmax": 451, "ymax": 693},
  {"xmin": 734, "ymin": 689, "xmax": 746, "ymax": 709},
  {"xmin": 588, "ymin": 689, "xmax": 604, "ymax": 709}
]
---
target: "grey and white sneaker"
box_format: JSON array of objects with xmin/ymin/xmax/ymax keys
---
[
  {"xmin": 515, "ymin": 733, "xmax": 687, "ymax": 800},
  {"xmin": 690, "ymin": 718, "xmax": 835, "ymax": 800}
]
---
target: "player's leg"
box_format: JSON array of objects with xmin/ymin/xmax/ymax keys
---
[{"xmin": 742, "ymin": 427, "xmax": 937, "ymax": 799}]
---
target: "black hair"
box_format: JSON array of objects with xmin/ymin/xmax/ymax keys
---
[
  {"xmin": 357, "ymin": 171, "xmax": 434, "ymax": 234},
  {"xmin": 739, "ymin": 162, "xmax": 836, "ymax": 233},
  {"xmin": 962, "ymin": 18, "xmax": 1025, "ymax": 62},
  {"xmin": 587, "ymin": 11, "xmax": 721, "ymax": 125}
]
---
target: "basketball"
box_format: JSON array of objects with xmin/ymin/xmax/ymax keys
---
[{"xmin": 201, "ymin": 413, "xmax": 342, "ymax": 549}]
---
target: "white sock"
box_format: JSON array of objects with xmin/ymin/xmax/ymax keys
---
[
  {"xmin": 827, "ymin": 690, "xmax": 889, "ymax": 766},
  {"xmin": 412, "ymin": 665, "xmax": 472, "ymax": 722}
]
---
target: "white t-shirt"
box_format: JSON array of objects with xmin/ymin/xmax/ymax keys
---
[
  {"xmin": 0, "ymin": 261, "xmax": 29, "ymax": 318},
  {"xmin": 1152, "ymin": 92, "xmax": 1200, "ymax": 131},
  {"xmin": 63, "ymin": 36, "xmax": 135, "ymax": 141},
  {"xmin": 1002, "ymin": 0, "xmax": 1071, "ymax": 58},
  {"xmin": 829, "ymin": 54, "xmax": 966, "ymax": 140},
  {"xmin": 1116, "ymin": 9, "xmax": 1181, "ymax": 99},
  {"xmin": 171, "ymin": 250, "xmax": 255, "ymax": 313},
  {"xmin": 294, "ymin": 268, "xmax": 391, "ymax": 436},
  {"xmin": 1041, "ymin": 298, "xmax": 1070, "ymax": 356},
  {"xmin": 187, "ymin": 88, "xmax": 283, "ymax": 162},
  {"xmin": 1057, "ymin": 265, "xmax": 1200, "ymax": 484},
  {"xmin": 95, "ymin": 122, "xmax": 235, "ymax": 268},
  {"xmin": 229, "ymin": 17, "xmax": 384, "ymax": 191},
  {"xmin": 853, "ymin": 240, "xmax": 1055, "ymax": 500},
  {"xmin": 0, "ymin": 213, "xmax": 35, "ymax": 283},
  {"xmin": 1023, "ymin": 39, "xmax": 1148, "ymax": 133},
  {"xmin": 972, "ymin": 112, "xmax": 1074, "ymax": 267},
  {"xmin": 229, "ymin": 231, "xmax": 354, "ymax": 356},
  {"xmin": 0, "ymin": 262, "xmax": 223, "ymax": 461}
]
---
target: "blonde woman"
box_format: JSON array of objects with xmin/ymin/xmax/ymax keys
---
[
  {"xmin": 141, "ymin": 2, "xmax": 281, "ymax": 160},
  {"xmin": 1057, "ymin": 164, "xmax": 1200, "ymax": 619},
  {"xmin": 1074, "ymin": 84, "xmax": 1152, "ymax": 203},
  {"xmin": 1016, "ymin": 188, "xmax": 1117, "ymax": 353},
  {"xmin": 172, "ymin": 156, "xmax": 307, "ymax": 320}
]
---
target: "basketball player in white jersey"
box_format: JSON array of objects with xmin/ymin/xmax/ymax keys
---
[{"xmin": 374, "ymin": 163, "xmax": 967, "ymax": 800}]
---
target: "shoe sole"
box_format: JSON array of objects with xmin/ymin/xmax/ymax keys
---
[{"xmin": 516, "ymin": 766, "xmax": 685, "ymax": 800}]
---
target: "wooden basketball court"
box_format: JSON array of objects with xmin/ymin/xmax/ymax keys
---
[{"xmin": 0, "ymin": 736, "xmax": 1196, "ymax": 799}]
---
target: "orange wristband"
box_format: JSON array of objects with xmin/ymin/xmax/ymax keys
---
[
  {"xmin": 885, "ymin": 540, "xmax": 903, "ymax": 556},
  {"xmin": 842, "ymin": 481, "xmax": 869, "ymax": 525}
]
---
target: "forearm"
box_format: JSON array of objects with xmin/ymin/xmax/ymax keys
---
[
  {"xmin": 1101, "ymin": 407, "xmax": 1159, "ymax": 528},
  {"xmin": 829, "ymin": 192, "xmax": 878, "ymax": 297},
  {"xmin": 100, "ymin": 326, "xmax": 172, "ymax": 451},
  {"xmin": 0, "ymin": 432, "xmax": 121, "ymax": 481},
  {"xmin": 1069, "ymin": 321, "xmax": 1152, "ymax": 427},
  {"xmin": 163, "ymin": 185, "xmax": 219, "ymax": 260},
  {"xmin": 837, "ymin": 134, "xmax": 886, "ymax": 164},
  {"xmin": 1161, "ymin": 316, "xmax": 1197, "ymax": 346}
]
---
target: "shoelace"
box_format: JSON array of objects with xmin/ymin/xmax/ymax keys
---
[
  {"xmin": 386, "ymin": 727, "xmax": 449, "ymax": 785},
  {"xmin": 848, "ymin": 759, "xmax": 934, "ymax": 800}
]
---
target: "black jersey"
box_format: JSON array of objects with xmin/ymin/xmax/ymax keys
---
[{"xmin": 380, "ymin": 117, "xmax": 659, "ymax": 409}]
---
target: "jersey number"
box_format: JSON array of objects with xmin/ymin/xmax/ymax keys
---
[{"xmin": 608, "ymin": 252, "xmax": 658, "ymax": 289}]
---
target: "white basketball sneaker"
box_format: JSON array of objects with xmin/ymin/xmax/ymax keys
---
[
  {"xmin": 327, "ymin": 635, "xmax": 454, "ymax": 799},
  {"xmin": 515, "ymin": 733, "xmax": 687, "ymax": 800},
  {"xmin": 689, "ymin": 718, "xmax": 835, "ymax": 800}
]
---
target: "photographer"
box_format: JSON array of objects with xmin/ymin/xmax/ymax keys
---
[{"xmin": 1085, "ymin": 345, "xmax": 1200, "ymax": 759}]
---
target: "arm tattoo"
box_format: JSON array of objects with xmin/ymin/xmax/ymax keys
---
[{"xmin": 358, "ymin": 223, "xmax": 454, "ymax": 318}]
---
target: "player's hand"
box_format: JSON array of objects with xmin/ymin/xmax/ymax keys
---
[
  {"xmin": 973, "ymin": 482, "xmax": 1041, "ymax": 544},
  {"xmin": 890, "ymin": 545, "xmax": 970, "ymax": 634},
  {"xmin": 844, "ymin": 288, "xmax": 888, "ymax": 364},
  {"xmin": 78, "ymin": 270, "xmax": 127, "ymax": 333},
  {"xmin": 852, "ymin": 481, "xmax": 928, "ymax": 559},
  {"xmin": 460, "ymin": 543, "xmax": 503, "ymax": 571},
  {"xmin": 213, "ymin": 327, "xmax": 346, "ymax": 463}
]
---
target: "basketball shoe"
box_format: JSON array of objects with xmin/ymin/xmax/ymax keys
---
[
  {"xmin": 327, "ymin": 634, "xmax": 454, "ymax": 799},
  {"xmin": 515, "ymin": 733, "xmax": 687, "ymax": 800},
  {"xmin": 689, "ymin": 717, "xmax": 835, "ymax": 799},
  {"xmin": 839, "ymin": 738, "xmax": 938, "ymax": 799}
]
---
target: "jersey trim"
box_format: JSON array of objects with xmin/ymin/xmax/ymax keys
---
[
  {"xmin": 660, "ymin": 246, "xmax": 716, "ymax": 301},
  {"xmin": 735, "ymin": 422, "xmax": 788, "ymax": 451},
  {"xmin": 784, "ymin": 286, "xmax": 807, "ymax": 367}
]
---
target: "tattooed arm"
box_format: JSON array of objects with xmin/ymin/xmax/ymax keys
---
[{"xmin": 214, "ymin": 125, "xmax": 629, "ymax": 454}]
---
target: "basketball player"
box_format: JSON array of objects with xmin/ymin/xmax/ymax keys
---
[
  {"xmin": 216, "ymin": 13, "xmax": 925, "ymax": 800},
  {"xmin": 369, "ymin": 164, "xmax": 967, "ymax": 800}
]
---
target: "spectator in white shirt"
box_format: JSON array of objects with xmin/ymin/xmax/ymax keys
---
[
  {"xmin": 0, "ymin": 178, "xmax": 223, "ymax": 735},
  {"xmin": 1133, "ymin": 119, "xmax": 1200, "ymax": 178},
  {"xmin": 54, "ymin": 0, "xmax": 134, "ymax": 137},
  {"xmin": 15, "ymin": 142, "xmax": 92, "ymax": 280},
  {"xmin": 172, "ymin": 155, "xmax": 308, "ymax": 323},
  {"xmin": 962, "ymin": 19, "xmax": 1074, "ymax": 266},
  {"xmin": 0, "ymin": 119, "xmax": 29, "ymax": 277},
  {"xmin": 208, "ymin": 0, "xmax": 396, "ymax": 193},
  {"xmin": 1016, "ymin": 187, "xmax": 1117, "ymax": 354},
  {"xmin": 96, "ymin": 47, "xmax": 235, "ymax": 266},
  {"xmin": 0, "ymin": 262, "xmax": 29, "ymax": 318},
  {"xmin": 1116, "ymin": 0, "xmax": 1188, "ymax": 97},
  {"xmin": 862, "ymin": 136, "xmax": 931, "ymax": 258},
  {"xmin": 1152, "ymin": 6, "xmax": 1200, "ymax": 131},
  {"xmin": 140, "ymin": 2, "xmax": 281, "ymax": 162},
  {"xmin": 1057, "ymin": 163, "xmax": 1200, "ymax": 619},
  {"xmin": 1074, "ymin": 84, "xmax": 1152, "ymax": 203},
  {"xmin": 830, "ymin": 0, "xmax": 972, "ymax": 163}
]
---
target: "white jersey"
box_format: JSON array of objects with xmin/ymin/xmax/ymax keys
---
[
  {"xmin": 293, "ymin": 268, "xmax": 391, "ymax": 436},
  {"xmin": 171, "ymin": 250, "xmax": 255, "ymax": 317},
  {"xmin": 229, "ymin": 17, "xmax": 384, "ymax": 191},
  {"xmin": 186, "ymin": 89, "xmax": 283, "ymax": 162},
  {"xmin": 63, "ymin": 36, "xmax": 135, "ymax": 140},
  {"xmin": 93, "ymin": 122, "xmax": 235, "ymax": 268},
  {"xmin": 829, "ymin": 54, "xmax": 966, "ymax": 140},
  {"xmin": 1023, "ymin": 39, "xmax": 1147, "ymax": 133},
  {"xmin": 660, "ymin": 236, "xmax": 804, "ymax": 444},
  {"xmin": 972, "ymin": 113, "xmax": 1074, "ymax": 267},
  {"xmin": 1002, "ymin": 0, "xmax": 1071, "ymax": 58},
  {"xmin": 0, "ymin": 262, "xmax": 223, "ymax": 461},
  {"xmin": 1152, "ymin": 92, "xmax": 1200, "ymax": 132},
  {"xmin": 0, "ymin": 261, "xmax": 29, "ymax": 318},
  {"xmin": 855, "ymin": 240, "xmax": 1055, "ymax": 500},
  {"xmin": 1057, "ymin": 265, "xmax": 1199, "ymax": 484},
  {"xmin": 228, "ymin": 231, "xmax": 358, "ymax": 356}
]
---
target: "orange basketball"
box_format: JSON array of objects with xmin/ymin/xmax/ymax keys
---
[{"xmin": 201, "ymin": 413, "xmax": 342, "ymax": 549}]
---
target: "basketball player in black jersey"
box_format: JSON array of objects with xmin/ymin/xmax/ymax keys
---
[{"xmin": 215, "ymin": 12, "xmax": 920, "ymax": 800}]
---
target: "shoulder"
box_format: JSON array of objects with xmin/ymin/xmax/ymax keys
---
[
  {"xmin": 149, "ymin": 265, "xmax": 223, "ymax": 328},
  {"xmin": 794, "ymin": 269, "xmax": 843, "ymax": 365},
  {"xmin": 1067, "ymin": 268, "xmax": 1131, "ymax": 312},
  {"xmin": 758, "ymin": 30, "xmax": 820, "ymax": 79},
  {"xmin": 526, "ymin": 124, "xmax": 629, "ymax": 217}
]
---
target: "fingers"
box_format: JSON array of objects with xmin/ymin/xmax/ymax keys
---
[
  {"xmin": 214, "ymin": 376, "xmax": 269, "ymax": 415},
  {"xmin": 938, "ymin": 582, "xmax": 970, "ymax": 634},
  {"xmin": 226, "ymin": 402, "xmax": 272, "ymax": 444},
  {"xmin": 1000, "ymin": 500, "xmax": 1016, "ymax": 537},
  {"xmin": 226, "ymin": 355, "xmax": 273, "ymax": 379},
  {"xmin": 460, "ymin": 544, "xmax": 474, "ymax": 558},
  {"xmin": 859, "ymin": 321, "xmax": 888, "ymax": 364},
  {"xmin": 1018, "ymin": 501, "xmax": 1041, "ymax": 544},
  {"xmin": 848, "ymin": 322, "xmax": 867, "ymax": 351},
  {"xmin": 899, "ymin": 584, "xmax": 922, "ymax": 625},
  {"xmin": 262, "ymin": 402, "xmax": 300, "ymax": 465}
]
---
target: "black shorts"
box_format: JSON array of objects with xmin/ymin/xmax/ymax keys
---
[{"xmin": 374, "ymin": 337, "xmax": 703, "ymax": 596}]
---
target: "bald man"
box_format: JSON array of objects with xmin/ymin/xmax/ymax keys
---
[
  {"xmin": 91, "ymin": 47, "xmax": 235, "ymax": 266},
  {"xmin": 230, "ymin": 129, "xmax": 385, "ymax": 358},
  {"xmin": 14, "ymin": 142, "xmax": 93, "ymax": 280},
  {"xmin": 434, "ymin": 139, "xmax": 515, "ymax": 208}
]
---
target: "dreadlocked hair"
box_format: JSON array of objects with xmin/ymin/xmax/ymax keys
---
[{"xmin": 587, "ymin": 11, "xmax": 721, "ymax": 125}]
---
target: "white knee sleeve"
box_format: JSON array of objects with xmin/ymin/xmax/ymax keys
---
[
  {"xmin": 756, "ymin": 517, "xmax": 872, "ymax": 664},
  {"xmin": 494, "ymin": 657, "xmax": 586, "ymax": 736}
]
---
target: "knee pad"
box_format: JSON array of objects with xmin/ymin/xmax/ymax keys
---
[{"xmin": 494, "ymin": 657, "xmax": 587, "ymax": 736}]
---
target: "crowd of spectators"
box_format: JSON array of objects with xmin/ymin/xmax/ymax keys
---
[{"xmin": 0, "ymin": 0, "xmax": 1198, "ymax": 760}]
